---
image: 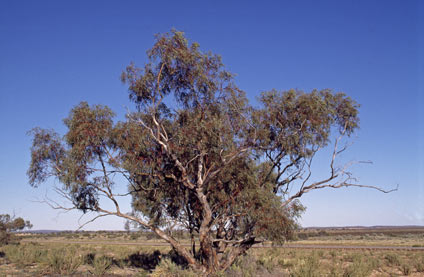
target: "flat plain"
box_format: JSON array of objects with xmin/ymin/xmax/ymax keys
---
[{"xmin": 1, "ymin": 226, "xmax": 424, "ymax": 276}]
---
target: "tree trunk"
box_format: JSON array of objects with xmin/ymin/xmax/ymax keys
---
[
  {"xmin": 150, "ymin": 226, "xmax": 204, "ymax": 271},
  {"xmin": 199, "ymin": 234, "xmax": 219, "ymax": 273},
  {"xmin": 219, "ymin": 237, "xmax": 256, "ymax": 271}
]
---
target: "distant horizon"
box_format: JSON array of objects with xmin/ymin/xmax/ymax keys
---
[{"xmin": 20, "ymin": 225, "xmax": 424, "ymax": 233}]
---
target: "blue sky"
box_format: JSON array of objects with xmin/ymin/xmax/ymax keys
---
[{"xmin": 0, "ymin": 0, "xmax": 422, "ymax": 230}]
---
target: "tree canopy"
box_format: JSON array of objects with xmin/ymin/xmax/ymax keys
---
[
  {"xmin": 0, "ymin": 214, "xmax": 32, "ymax": 245},
  {"xmin": 28, "ymin": 30, "xmax": 393, "ymax": 274}
]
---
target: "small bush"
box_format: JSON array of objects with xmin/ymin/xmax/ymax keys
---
[
  {"xmin": 227, "ymin": 254, "xmax": 257, "ymax": 277},
  {"xmin": 255, "ymin": 248, "xmax": 283, "ymax": 273},
  {"xmin": 291, "ymin": 252, "xmax": 321, "ymax": 277},
  {"xmin": 297, "ymin": 233, "xmax": 309, "ymax": 240},
  {"xmin": 288, "ymin": 250, "xmax": 299, "ymax": 259},
  {"xmin": 318, "ymin": 230, "xmax": 329, "ymax": 236},
  {"xmin": 145, "ymin": 232, "xmax": 161, "ymax": 240},
  {"xmin": 328, "ymin": 263, "xmax": 342, "ymax": 277},
  {"xmin": 385, "ymin": 253, "xmax": 401, "ymax": 266},
  {"xmin": 368, "ymin": 257, "xmax": 381, "ymax": 269},
  {"xmin": 415, "ymin": 257, "xmax": 424, "ymax": 272},
  {"xmin": 343, "ymin": 255, "xmax": 373, "ymax": 277},
  {"xmin": 150, "ymin": 258, "xmax": 197, "ymax": 277},
  {"xmin": 130, "ymin": 232, "xmax": 142, "ymax": 240},
  {"xmin": 3, "ymin": 244, "xmax": 46, "ymax": 267},
  {"xmin": 344, "ymin": 253, "xmax": 361, "ymax": 263},
  {"xmin": 400, "ymin": 263, "xmax": 412, "ymax": 276},
  {"xmin": 91, "ymin": 255, "xmax": 113, "ymax": 276},
  {"xmin": 0, "ymin": 231, "xmax": 12, "ymax": 246},
  {"xmin": 45, "ymin": 248, "xmax": 83, "ymax": 275}
]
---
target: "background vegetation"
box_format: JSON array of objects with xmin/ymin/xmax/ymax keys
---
[{"xmin": 1, "ymin": 227, "xmax": 423, "ymax": 276}]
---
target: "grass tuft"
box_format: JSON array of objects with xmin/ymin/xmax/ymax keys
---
[
  {"xmin": 44, "ymin": 247, "xmax": 83, "ymax": 275},
  {"xmin": 90, "ymin": 255, "xmax": 113, "ymax": 276}
]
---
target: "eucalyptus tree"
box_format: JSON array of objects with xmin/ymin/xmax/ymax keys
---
[
  {"xmin": 0, "ymin": 214, "xmax": 32, "ymax": 245},
  {"xmin": 28, "ymin": 30, "xmax": 393, "ymax": 274}
]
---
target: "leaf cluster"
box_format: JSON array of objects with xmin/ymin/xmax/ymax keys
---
[
  {"xmin": 0, "ymin": 214, "xmax": 32, "ymax": 245},
  {"xmin": 27, "ymin": 29, "xmax": 362, "ymax": 272}
]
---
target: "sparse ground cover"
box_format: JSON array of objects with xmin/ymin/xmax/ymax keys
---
[
  {"xmin": 2, "ymin": 227, "xmax": 423, "ymax": 276},
  {"xmin": 292, "ymin": 228, "xmax": 424, "ymax": 248},
  {"xmin": 1, "ymin": 242, "xmax": 424, "ymax": 276},
  {"xmin": 21, "ymin": 227, "xmax": 424, "ymax": 248}
]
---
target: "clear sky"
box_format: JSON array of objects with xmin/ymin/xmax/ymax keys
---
[{"xmin": 0, "ymin": 0, "xmax": 423, "ymax": 230}]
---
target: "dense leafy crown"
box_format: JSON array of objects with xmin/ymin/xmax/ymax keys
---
[{"xmin": 28, "ymin": 30, "xmax": 362, "ymax": 272}]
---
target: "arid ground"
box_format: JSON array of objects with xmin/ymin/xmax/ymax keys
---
[{"xmin": 1, "ymin": 226, "xmax": 424, "ymax": 276}]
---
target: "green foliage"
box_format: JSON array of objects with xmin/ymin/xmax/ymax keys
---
[
  {"xmin": 145, "ymin": 232, "xmax": 161, "ymax": 240},
  {"xmin": 0, "ymin": 231, "xmax": 11, "ymax": 246},
  {"xmin": 228, "ymin": 254, "xmax": 260, "ymax": 277},
  {"xmin": 130, "ymin": 232, "xmax": 142, "ymax": 240},
  {"xmin": 45, "ymin": 247, "xmax": 83, "ymax": 275},
  {"xmin": 0, "ymin": 214, "xmax": 32, "ymax": 246},
  {"xmin": 291, "ymin": 251, "xmax": 321, "ymax": 277},
  {"xmin": 91, "ymin": 255, "xmax": 113, "ymax": 276},
  {"xmin": 3, "ymin": 243, "xmax": 46, "ymax": 267},
  {"xmin": 150, "ymin": 258, "xmax": 197, "ymax": 277},
  {"xmin": 343, "ymin": 254, "xmax": 374, "ymax": 277},
  {"xmin": 385, "ymin": 253, "xmax": 401, "ymax": 266},
  {"xmin": 256, "ymin": 252, "xmax": 277, "ymax": 272},
  {"xmin": 2, "ymin": 243, "xmax": 421, "ymax": 276},
  {"xmin": 28, "ymin": 29, "xmax": 363, "ymax": 273}
]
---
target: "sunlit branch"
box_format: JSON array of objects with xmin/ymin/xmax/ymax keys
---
[{"xmin": 282, "ymin": 131, "xmax": 396, "ymax": 207}]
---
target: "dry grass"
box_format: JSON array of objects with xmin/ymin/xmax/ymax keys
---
[{"xmin": 2, "ymin": 228, "xmax": 423, "ymax": 276}]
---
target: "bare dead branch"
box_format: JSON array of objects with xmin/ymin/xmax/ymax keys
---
[{"xmin": 76, "ymin": 213, "xmax": 111, "ymax": 230}]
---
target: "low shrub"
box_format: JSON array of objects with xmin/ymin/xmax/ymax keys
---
[
  {"xmin": 415, "ymin": 257, "xmax": 424, "ymax": 272},
  {"xmin": 400, "ymin": 262, "xmax": 412, "ymax": 276},
  {"xmin": 45, "ymin": 247, "xmax": 83, "ymax": 275},
  {"xmin": 0, "ymin": 231, "xmax": 12, "ymax": 246},
  {"xmin": 145, "ymin": 232, "xmax": 161, "ymax": 240},
  {"xmin": 291, "ymin": 252, "xmax": 321, "ymax": 277},
  {"xmin": 150, "ymin": 258, "xmax": 197, "ymax": 277},
  {"xmin": 130, "ymin": 232, "xmax": 142, "ymax": 240},
  {"xmin": 343, "ymin": 255, "xmax": 373, "ymax": 277},
  {"xmin": 3, "ymin": 243, "xmax": 46, "ymax": 267},
  {"xmin": 227, "ymin": 254, "xmax": 258, "ymax": 277},
  {"xmin": 385, "ymin": 253, "xmax": 401, "ymax": 266},
  {"xmin": 297, "ymin": 233, "xmax": 309, "ymax": 240},
  {"xmin": 91, "ymin": 255, "xmax": 113, "ymax": 276},
  {"xmin": 328, "ymin": 263, "xmax": 342, "ymax": 277}
]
